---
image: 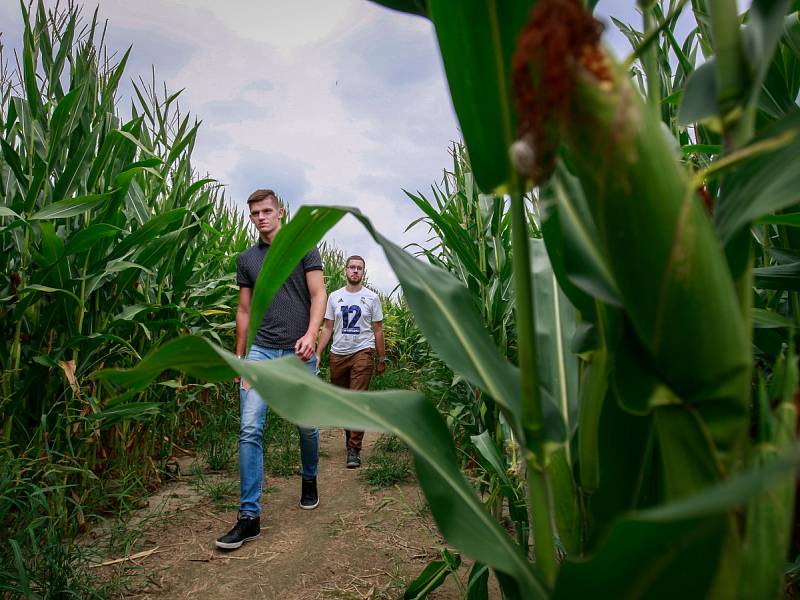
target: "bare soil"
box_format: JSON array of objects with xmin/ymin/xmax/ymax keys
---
[{"xmin": 91, "ymin": 429, "xmax": 476, "ymax": 599}]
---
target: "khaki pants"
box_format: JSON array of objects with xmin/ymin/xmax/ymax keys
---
[{"xmin": 329, "ymin": 348, "xmax": 374, "ymax": 450}]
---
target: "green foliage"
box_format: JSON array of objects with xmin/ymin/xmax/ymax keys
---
[
  {"xmin": 191, "ymin": 468, "xmax": 238, "ymax": 510},
  {"xmin": 197, "ymin": 400, "xmax": 238, "ymax": 471},
  {"xmin": 360, "ymin": 451, "xmax": 412, "ymax": 488},
  {"xmin": 360, "ymin": 433, "xmax": 412, "ymax": 488},
  {"xmin": 0, "ymin": 3, "xmax": 247, "ymax": 592},
  {"xmin": 263, "ymin": 413, "xmax": 301, "ymax": 477},
  {"xmin": 0, "ymin": 525, "xmax": 116, "ymax": 599},
  {"xmin": 403, "ymin": 548, "xmax": 461, "ymax": 599},
  {"xmin": 98, "ymin": 327, "xmax": 546, "ymax": 597},
  {"xmin": 379, "ymin": 294, "xmax": 432, "ymax": 368},
  {"xmin": 91, "ymin": 0, "xmax": 800, "ymax": 598},
  {"xmin": 320, "ymin": 241, "xmax": 349, "ymax": 292},
  {"xmin": 373, "ymin": 432, "xmax": 407, "ymax": 453},
  {"xmin": 406, "ymin": 143, "xmax": 515, "ymax": 357}
]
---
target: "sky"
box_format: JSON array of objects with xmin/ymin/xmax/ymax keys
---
[{"xmin": 0, "ymin": 0, "xmax": 740, "ymax": 292}]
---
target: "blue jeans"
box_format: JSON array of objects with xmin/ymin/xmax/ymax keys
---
[{"xmin": 239, "ymin": 345, "xmax": 319, "ymax": 517}]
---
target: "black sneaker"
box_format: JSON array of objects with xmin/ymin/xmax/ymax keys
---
[
  {"xmin": 300, "ymin": 476, "xmax": 319, "ymax": 510},
  {"xmin": 346, "ymin": 448, "xmax": 361, "ymax": 469},
  {"xmin": 215, "ymin": 514, "xmax": 260, "ymax": 550}
]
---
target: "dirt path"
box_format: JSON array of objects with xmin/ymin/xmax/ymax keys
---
[{"xmin": 94, "ymin": 429, "xmax": 469, "ymax": 599}]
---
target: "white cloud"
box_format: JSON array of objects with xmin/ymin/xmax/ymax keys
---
[
  {"xmin": 0, "ymin": 0, "xmax": 458, "ymax": 293},
  {"xmin": 1, "ymin": 0, "xmax": 729, "ymax": 294}
]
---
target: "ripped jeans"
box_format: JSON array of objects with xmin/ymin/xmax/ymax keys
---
[{"xmin": 239, "ymin": 345, "xmax": 319, "ymax": 517}]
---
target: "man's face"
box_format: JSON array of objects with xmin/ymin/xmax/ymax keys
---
[
  {"xmin": 346, "ymin": 260, "xmax": 365, "ymax": 285},
  {"xmin": 249, "ymin": 197, "xmax": 283, "ymax": 236}
]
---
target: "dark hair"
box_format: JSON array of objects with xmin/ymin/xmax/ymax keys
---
[
  {"xmin": 346, "ymin": 255, "xmax": 365, "ymax": 268},
  {"xmin": 247, "ymin": 189, "xmax": 283, "ymax": 209}
]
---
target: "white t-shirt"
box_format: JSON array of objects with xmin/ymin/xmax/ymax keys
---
[{"xmin": 325, "ymin": 286, "xmax": 383, "ymax": 355}]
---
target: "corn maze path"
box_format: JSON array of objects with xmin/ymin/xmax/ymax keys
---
[{"xmin": 92, "ymin": 429, "xmax": 471, "ymax": 599}]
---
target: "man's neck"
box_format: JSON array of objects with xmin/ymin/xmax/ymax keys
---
[
  {"xmin": 345, "ymin": 283, "xmax": 363, "ymax": 293},
  {"xmin": 259, "ymin": 231, "xmax": 276, "ymax": 245}
]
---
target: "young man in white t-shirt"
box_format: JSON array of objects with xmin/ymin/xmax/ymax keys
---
[{"xmin": 316, "ymin": 255, "xmax": 386, "ymax": 468}]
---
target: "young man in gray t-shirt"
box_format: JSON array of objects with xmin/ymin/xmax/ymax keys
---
[{"xmin": 215, "ymin": 189, "xmax": 326, "ymax": 551}]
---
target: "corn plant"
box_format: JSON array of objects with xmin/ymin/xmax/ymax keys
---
[
  {"xmin": 407, "ymin": 142, "xmax": 578, "ymax": 558},
  {"xmin": 101, "ymin": 0, "xmax": 800, "ymax": 598},
  {"xmin": 1, "ymin": 2, "xmax": 247, "ymax": 591},
  {"xmin": 406, "ymin": 143, "xmax": 516, "ymax": 358}
]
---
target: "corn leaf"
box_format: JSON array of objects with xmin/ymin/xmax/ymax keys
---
[
  {"xmin": 404, "ymin": 553, "xmax": 460, "ymax": 599},
  {"xmin": 466, "ymin": 563, "xmax": 490, "ymax": 600},
  {"xmin": 246, "ymin": 206, "xmax": 346, "ymax": 349},
  {"xmin": 368, "ymin": 0, "xmax": 428, "ymax": 17},
  {"xmin": 29, "ymin": 192, "xmax": 113, "ymax": 220},
  {"xmin": 754, "ymin": 262, "xmax": 800, "ymax": 290},
  {"xmin": 557, "ymin": 443, "xmax": 800, "ymax": 598},
  {"xmin": 64, "ymin": 224, "xmax": 121, "ymax": 256},
  {"xmin": 0, "ymin": 138, "xmax": 28, "ymax": 189},
  {"xmin": 245, "ymin": 205, "xmax": 562, "ymax": 439},
  {"xmin": 757, "ymin": 212, "xmax": 800, "ymax": 226},
  {"xmin": 531, "ymin": 238, "xmax": 578, "ymax": 435},
  {"xmin": 0, "ymin": 207, "xmax": 22, "ymax": 219},
  {"xmin": 715, "ymin": 112, "xmax": 800, "ymax": 242},
  {"xmin": 744, "ymin": 0, "xmax": 795, "ymax": 105},
  {"xmin": 424, "ymin": 0, "xmax": 531, "ymax": 191},
  {"xmin": 95, "ymin": 339, "xmax": 545, "ymax": 597},
  {"xmin": 678, "ymin": 61, "xmax": 718, "ymax": 125},
  {"xmin": 45, "ymin": 86, "xmax": 83, "ymax": 165},
  {"xmin": 741, "ymin": 349, "xmax": 798, "ymax": 599},
  {"xmin": 18, "ymin": 284, "xmax": 82, "ymax": 308},
  {"xmin": 752, "ymin": 307, "xmax": 794, "ymax": 328},
  {"xmin": 541, "ymin": 164, "xmax": 620, "ymax": 313}
]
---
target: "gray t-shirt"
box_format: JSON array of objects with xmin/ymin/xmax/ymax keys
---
[{"xmin": 236, "ymin": 240, "xmax": 323, "ymax": 349}]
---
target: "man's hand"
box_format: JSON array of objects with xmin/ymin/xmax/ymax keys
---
[
  {"xmin": 235, "ymin": 352, "xmax": 249, "ymax": 390},
  {"xmin": 316, "ymin": 352, "xmax": 322, "ymax": 370},
  {"xmin": 295, "ymin": 333, "xmax": 316, "ymax": 361},
  {"xmin": 376, "ymin": 358, "xmax": 386, "ymax": 375}
]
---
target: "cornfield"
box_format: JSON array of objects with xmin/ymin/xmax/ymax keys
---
[
  {"xmin": 0, "ymin": 3, "xmax": 249, "ymax": 593},
  {"xmin": 5, "ymin": 0, "xmax": 800, "ymax": 598}
]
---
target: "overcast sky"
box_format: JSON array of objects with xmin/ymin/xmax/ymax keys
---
[{"xmin": 1, "ymin": 1, "xmax": 735, "ymax": 292}]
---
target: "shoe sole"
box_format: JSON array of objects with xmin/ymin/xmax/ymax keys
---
[
  {"xmin": 214, "ymin": 533, "xmax": 260, "ymax": 550},
  {"xmin": 299, "ymin": 499, "xmax": 320, "ymax": 510},
  {"xmin": 346, "ymin": 462, "xmax": 360, "ymax": 469}
]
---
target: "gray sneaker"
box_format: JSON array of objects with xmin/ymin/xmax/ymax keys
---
[{"xmin": 346, "ymin": 448, "xmax": 361, "ymax": 469}]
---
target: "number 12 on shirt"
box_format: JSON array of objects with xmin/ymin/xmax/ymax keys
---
[{"xmin": 340, "ymin": 304, "xmax": 362, "ymax": 334}]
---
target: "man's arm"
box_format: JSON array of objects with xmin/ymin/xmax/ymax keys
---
[
  {"xmin": 236, "ymin": 287, "xmax": 252, "ymax": 356},
  {"xmin": 373, "ymin": 320, "xmax": 386, "ymax": 375},
  {"xmin": 295, "ymin": 269, "xmax": 326, "ymax": 360},
  {"xmin": 316, "ymin": 319, "xmax": 334, "ymax": 368},
  {"xmin": 236, "ymin": 286, "xmax": 253, "ymax": 387}
]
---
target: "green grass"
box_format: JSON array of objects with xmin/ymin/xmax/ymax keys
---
[
  {"xmin": 192, "ymin": 469, "xmax": 238, "ymax": 511},
  {"xmin": 369, "ymin": 363, "xmax": 418, "ymax": 392},
  {"xmin": 2, "ymin": 524, "xmax": 127, "ymax": 599},
  {"xmin": 360, "ymin": 433, "xmax": 412, "ymax": 489},
  {"xmin": 264, "ymin": 414, "xmax": 301, "ymax": 477},
  {"xmin": 197, "ymin": 404, "xmax": 238, "ymax": 471},
  {"xmin": 373, "ymin": 432, "xmax": 406, "ymax": 454}
]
